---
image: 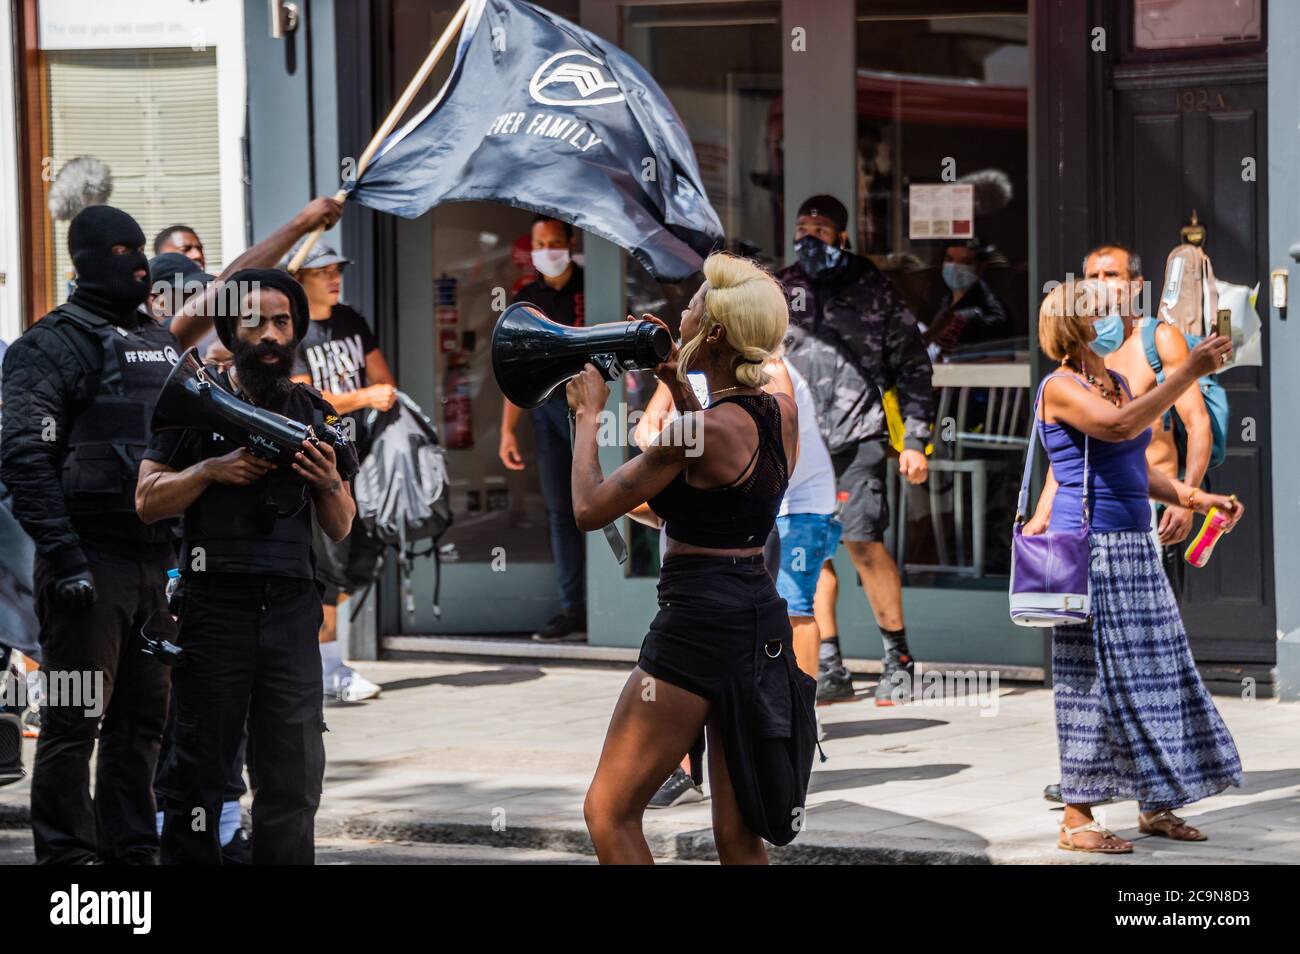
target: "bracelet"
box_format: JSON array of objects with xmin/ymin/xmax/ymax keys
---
[{"xmin": 1186, "ymin": 488, "xmax": 1201, "ymax": 511}]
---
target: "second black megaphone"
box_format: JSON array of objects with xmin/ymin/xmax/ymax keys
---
[
  {"xmin": 152, "ymin": 348, "xmax": 335, "ymax": 466},
  {"xmin": 491, "ymin": 302, "xmax": 672, "ymax": 410}
]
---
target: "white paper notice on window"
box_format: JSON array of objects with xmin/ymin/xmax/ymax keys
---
[{"xmin": 908, "ymin": 184, "xmax": 974, "ymax": 240}]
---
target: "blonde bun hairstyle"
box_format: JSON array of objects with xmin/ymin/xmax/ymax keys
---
[{"xmin": 677, "ymin": 252, "xmax": 789, "ymax": 389}]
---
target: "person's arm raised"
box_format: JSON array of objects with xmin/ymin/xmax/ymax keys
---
[
  {"xmin": 1045, "ymin": 335, "xmax": 1231, "ymax": 442},
  {"xmin": 567, "ymin": 363, "xmax": 688, "ymax": 532},
  {"xmin": 634, "ymin": 379, "xmax": 675, "ymax": 451},
  {"xmin": 170, "ymin": 197, "xmax": 343, "ymax": 351}
]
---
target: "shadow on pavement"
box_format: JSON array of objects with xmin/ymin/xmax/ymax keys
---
[
  {"xmin": 378, "ymin": 667, "xmax": 547, "ymax": 692},
  {"xmin": 808, "ymin": 763, "xmax": 969, "ymax": 794},
  {"xmin": 820, "ymin": 717, "xmax": 947, "ymax": 740}
]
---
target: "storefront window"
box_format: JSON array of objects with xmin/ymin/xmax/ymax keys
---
[
  {"xmin": 429, "ymin": 202, "xmax": 564, "ymax": 567},
  {"xmin": 619, "ymin": 1, "xmax": 783, "ymax": 577},
  {"xmin": 851, "ymin": 1, "xmax": 1030, "ymax": 588},
  {"xmin": 424, "ymin": 1, "xmax": 583, "ymax": 574},
  {"xmin": 45, "ymin": 48, "xmax": 225, "ymax": 303}
]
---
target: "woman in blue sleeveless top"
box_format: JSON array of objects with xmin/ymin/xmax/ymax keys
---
[{"xmin": 1025, "ymin": 281, "xmax": 1243, "ymax": 854}]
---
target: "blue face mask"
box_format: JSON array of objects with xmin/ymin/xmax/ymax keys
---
[
  {"xmin": 941, "ymin": 262, "xmax": 977, "ymax": 291},
  {"xmin": 1088, "ymin": 313, "xmax": 1126, "ymax": 356}
]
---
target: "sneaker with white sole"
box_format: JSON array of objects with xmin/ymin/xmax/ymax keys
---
[
  {"xmin": 647, "ymin": 767, "xmax": 705, "ymax": 809},
  {"xmin": 325, "ymin": 666, "xmax": 381, "ymax": 703}
]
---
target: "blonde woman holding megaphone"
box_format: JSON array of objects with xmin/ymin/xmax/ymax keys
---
[{"xmin": 568, "ymin": 252, "xmax": 817, "ymax": 864}]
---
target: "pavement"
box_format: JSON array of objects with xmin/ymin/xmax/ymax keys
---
[{"xmin": 1, "ymin": 657, "xmax": 1297, "ymax": 864}]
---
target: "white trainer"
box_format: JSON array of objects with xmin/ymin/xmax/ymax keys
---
[{"xmin": 326, "ymin": 666, "xmax": 382, "ymax": 702}]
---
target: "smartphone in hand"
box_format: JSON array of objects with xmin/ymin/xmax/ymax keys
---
[{"xmin": 1215, "ymin": 308, "xmax": 1232, "ymax": 341}]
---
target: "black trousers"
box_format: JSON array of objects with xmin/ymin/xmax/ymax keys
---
[
  {"xmin": 31, "ymin": 545, "xmax": 172, "ymax": 864},
  {"xmin": 158, "ymin": 574, "xmax": 324, "ymax": 865}
]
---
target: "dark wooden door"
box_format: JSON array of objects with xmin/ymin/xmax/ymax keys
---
[{"xmin": 1110, "ymin": 61, "xmax": 1274, "ymax": 668}]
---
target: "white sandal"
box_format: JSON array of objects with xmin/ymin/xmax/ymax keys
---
[{"xmin": 1058, "ymin": 819, "xmax": 1133, "ymax": 854}]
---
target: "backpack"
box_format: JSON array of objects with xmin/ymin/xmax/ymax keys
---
[
  {"xmin": 1158, "ymin": 243, "xmax": 1218, "ymax": 338},
  {"xmin": 0, "ymin": 480, "xmax": 41, "ymax": 660},
  {"xmin": 1141, "ymin": 318, "xmax": 1229, "ymax": 470},
  {"xmin": 351, "ymin": 391, "xmax": 454, "ymax": 621}
]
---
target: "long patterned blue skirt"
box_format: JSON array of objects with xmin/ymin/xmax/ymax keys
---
[{"xmin": 1053, "ymin": 531, "xmax": 1243, "ymax": 811}]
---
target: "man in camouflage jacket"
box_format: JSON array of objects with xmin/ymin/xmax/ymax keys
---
[{"xmin": 776, "ymin": 195, "xmax": 934, "ymax": 707}]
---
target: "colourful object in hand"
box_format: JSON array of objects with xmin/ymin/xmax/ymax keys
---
[
  {"xmin": 1184, "ymin": 506, "xmax": 1231, "ymax": 568},
  {"xmin": 883, "ymin": 387, "xmax": 933, "ymax": 456}
]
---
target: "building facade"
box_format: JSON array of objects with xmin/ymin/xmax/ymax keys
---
[{"xmin": 5, "ymin": 0, "xmax": 1297, "ymax": 697}]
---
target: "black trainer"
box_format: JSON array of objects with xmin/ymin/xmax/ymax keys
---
[
  {"xmin": 647, "ymin": 767, "xmax": 705, "ymax": 809},
  {"xmin": 221, "ymin": 826, "xmax": 252, "ymax": 865},
  {"xmin": 531, "ymin": 609, "xmax": 587, "ymax": 643},
  {"xmin": 816, "ymin": 664, "xmax": 857, "ymax": 704},
  {"xmin": 874, "ymin": 651, "xmax": 915, "ymax": 706}
]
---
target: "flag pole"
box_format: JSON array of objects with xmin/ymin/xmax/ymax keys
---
[{"xmin": 287, "ymin": 0, "xmax": 473, "ymax": 273}]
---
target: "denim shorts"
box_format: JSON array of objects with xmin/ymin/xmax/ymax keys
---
[{"xmin": 774, "ymin": 513, "xmax": 842, "ymax": 616}]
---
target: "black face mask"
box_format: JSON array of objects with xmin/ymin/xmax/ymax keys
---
[
  {"xmin": 230, "ymin": 338, "xmax": 296, "ymax": 410},
  {"xmin": 67, "ymin": 205, "xmax": 151, "ymax": 314},
  {"xmin": 794, "ymin": 234, "xmax": 847, "ymax": 281}
]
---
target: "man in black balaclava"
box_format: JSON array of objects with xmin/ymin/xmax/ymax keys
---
[
  {"xmin": 777, "ymin": 194, "xmax": 935, "ymax": 709},
  {"xmin": 0, "ymin": 197, "xmax": 345, "ymax": 864},
  {"xmin": 0, "ymin": 205, "xmax": 180, "ymax": 865},
  {"xmin": 138, "ymin": 268, "xmax": 358, "ymax": 865},
  {"xmin": 69, "ymin": 205, "xmax": 154, "ymax": 317}
]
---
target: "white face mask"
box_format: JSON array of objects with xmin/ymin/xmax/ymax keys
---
[{"xmin": 531, "ymin": 248, "xmax": 571, "ymax": 278}]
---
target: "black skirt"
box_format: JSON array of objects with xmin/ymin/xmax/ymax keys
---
[{"xmin": 637, "ymin": 553, "xmax": 818, "ymax": 847}]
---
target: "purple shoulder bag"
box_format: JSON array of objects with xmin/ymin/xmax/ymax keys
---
[{"xmin": 1008, "ymin": 375, "xmax": 1092, "ymax": 628}]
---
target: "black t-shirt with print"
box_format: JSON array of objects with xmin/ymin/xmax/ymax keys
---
[
  {"xmin": 293, "ymin": 303, "xmax": 382, "ymax": 451},
  {"xmin": 293, "ymin": 303, "xmax": 380, "ymax": 394}
]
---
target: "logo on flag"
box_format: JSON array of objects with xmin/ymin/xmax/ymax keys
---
[
  {"xmin": 529, "ymin": 50, "xmax": 625, "ymax": 107},
  {"xmin": 349, "ymin": 0, "xmax": 722, "ymax": 282}
]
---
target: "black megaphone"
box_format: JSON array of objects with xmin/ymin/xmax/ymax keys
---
[
  {"xmin": 490, "ymin": 302, "xmax": 672, "ymax": 409},
  {"xmin": 151, "ymin": 348, "xmax": 336, "ymax": 466}
]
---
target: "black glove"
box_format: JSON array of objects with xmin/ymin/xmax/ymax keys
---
[{"xmin": 53, "ymin": 566, "xmax": 97, "ymax": 610}]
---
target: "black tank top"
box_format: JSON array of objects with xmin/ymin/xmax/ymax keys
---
[{"xmin": 647, "ymin": 393, "xmax": 789, "ymax": 549}]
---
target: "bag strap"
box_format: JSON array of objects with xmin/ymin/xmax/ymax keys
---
[
  {"xmin": 1141, "ymin": 319, "xmax": 1164, "ymax": 382},
  {"xmin": 1017, "ymin": 372, "xmax": 1090, "ymax": 530}
]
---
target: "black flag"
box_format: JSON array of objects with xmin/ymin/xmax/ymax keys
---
[{"xmin": 348, "ymin": 0, "xmax": 723, "ymax": 282}]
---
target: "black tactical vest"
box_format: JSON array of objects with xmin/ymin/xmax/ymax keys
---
[
  {"xmin": 52, "ymin": 304, "xmax": 180, "ymax": 541},
  {"xmin": 179, "ymin": 384, "xmax": 317, "ymax": 580}
]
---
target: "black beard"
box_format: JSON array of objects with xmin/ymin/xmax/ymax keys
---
[{"xmin": 231, "ymin": 340, "xmax": 295, "ymax": 409}]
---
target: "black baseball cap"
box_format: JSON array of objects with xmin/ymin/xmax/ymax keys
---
[
  {"xmin": 796, "ymin": 195, "xmax": 849, "ymax": 233},
  {"xmin": 149, "ymin": 252, "xmax": 214, "ymax": 312}
]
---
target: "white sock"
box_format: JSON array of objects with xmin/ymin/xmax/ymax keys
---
[{"xmin": 320, "ymin": 640, "xmax": 343, "ymax": 676}]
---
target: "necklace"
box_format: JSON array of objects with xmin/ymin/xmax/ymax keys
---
[
  {"xmin": 709, "ymin": 385, "xmax": 747, "ymax": 399},
  {"xmin": 1062, "ymin": 359, "xmax": 1122, "ymax": 407}
]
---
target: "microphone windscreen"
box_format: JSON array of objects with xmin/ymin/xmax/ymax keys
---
[{"xmin": 48, "ymin": 156, "xmax": 114, "ymax": 222}]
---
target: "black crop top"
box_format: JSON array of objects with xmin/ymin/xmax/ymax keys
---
[{"xmin": 647, "ymin": 393, "xmax": 789, "ymax": 548}]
